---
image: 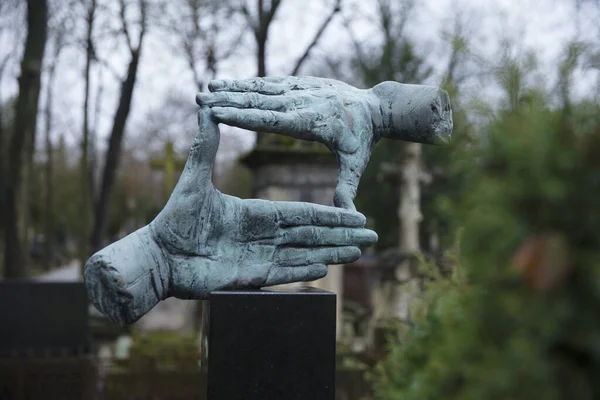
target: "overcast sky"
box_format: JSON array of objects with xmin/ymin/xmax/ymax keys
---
[{"xmin": 1, "ymin": 0, "xmax": 599, "ymax": 161}]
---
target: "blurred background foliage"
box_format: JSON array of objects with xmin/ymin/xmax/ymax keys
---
[
  {"xmin": 1, "ymin": 0, "xmax": 600, "ymax": 398},
  {"xmin": 105, "ymin": 331, "xmax": 203, "ymax": 399},
  {"xmin": 372, "ymin": 47, "xmax": 600, "ymax": 398}
]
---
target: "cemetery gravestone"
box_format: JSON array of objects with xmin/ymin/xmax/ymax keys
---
[
  {"xmin": 0, "ymin": 281, "xmax": 93, "ymax": 399},
  {"xmin": 0, "ymin": 281, "xmax": 90, "ymax": 357}
]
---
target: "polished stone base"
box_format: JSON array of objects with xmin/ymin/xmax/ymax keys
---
[{"xmin": 203, "ymin": 286, "xmax": 336, "ymax": 400}]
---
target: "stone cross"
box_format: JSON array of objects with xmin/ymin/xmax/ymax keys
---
[
  {"xmin": 379, "ymin": 154, "xmax": 433, "ymax": 321},
  {"xmin": 149, "ymin": 141, "xmax": 186, "ymax": 199}
]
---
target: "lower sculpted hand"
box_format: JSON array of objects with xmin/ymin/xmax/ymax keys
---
[
  {"xmin": 84, "ymin": 107, "xmax": 377, "ymax": 325},
  {"xmin": 197, "ymin": 76, "xmax": 452, "ymax": 210}
]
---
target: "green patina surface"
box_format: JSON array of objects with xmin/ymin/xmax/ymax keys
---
[{"xmin": 84, "ymin": 76, "xmax": 451, "ymax": 326}]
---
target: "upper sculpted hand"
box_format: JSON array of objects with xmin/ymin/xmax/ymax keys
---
[
  {"xmin": 84, "ymin": 106, "xmax": 378, "ymax": 325},
  {"xmin": 197, "ymin": 76, "xmax": 452, "ymax": 210}
]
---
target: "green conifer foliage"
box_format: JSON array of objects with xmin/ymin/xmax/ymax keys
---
[{"xmin": 373, "ymin": 100, "xmax": 600, "ymax": 399}]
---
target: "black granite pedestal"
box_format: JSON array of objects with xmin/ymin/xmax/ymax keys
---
[{"xmin": 202, "ymin": 286, "xmax": 336, "ymax": 400}]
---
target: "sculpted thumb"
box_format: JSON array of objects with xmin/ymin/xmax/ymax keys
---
[{"xmin": 177, "ymin": 106, "xmax": 220, "ymax": 192}]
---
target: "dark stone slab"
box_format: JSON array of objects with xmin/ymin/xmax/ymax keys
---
[
  {"xmin": 0, "ymin": 281, "xmax": 90, "ymax": 357},
  {"xmin": 203, "ymin": 286, "xmax": 336, "ymax": 400},
  {"xmin": 0, "ymin": 358, "xmax": 95, "ymax": 399}
]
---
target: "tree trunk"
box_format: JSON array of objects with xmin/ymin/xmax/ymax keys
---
[
  {"xmin": 257, "ymin": 34, "xmax": 266, "ymax": 78},
  {"xmin": 18, "ymin": 157, "xmax": 32, "ymax": 269},
  {"xmin": 253, "ymin": 0, "xmax": 278, "ymax": 145},
  {"xmin": 43, "ymin": 43, "xmax": 60, "ymax": 271},
  {"xmin": 79, "ymin": 1, "xmax": 95, "ymax": 269},
  {"xmin": 0, "ymin": 100, "xmax": 5, "ymax": 271},
  {"xmin": 254, "ymin": 28, "xmax": 267, "ymax": 145},
  {"xmin": 3, "ymin": 0, "xmax": 48, "ymax": 278},
  {"xmin": 91, "ymin": 70, "xmax": 103, "ymax": 203},
  {"xmin": 90, "ymin": 51, "xmax": 141, "ymax": 253},
  {"xmin": 257, "ymin": 0, "xmax": 265, "ymax": 77}
]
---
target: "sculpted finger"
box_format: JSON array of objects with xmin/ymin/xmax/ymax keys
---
[
  {"xmin": 269, "ymin": 76, "xmax": 346, "ymax": 91},
  {"xmin": 280, "ymin": 227, "xmax": 378, "ymax": 247},
  {"xmin": 272, "ymin": 201, "xmax": 366, "ymax": 227},
  {"xmin": 212, "ymin": 107, "xmax": 317, "ymax": 139},
  {"xmin": 262, "ymin": 76, "xmax": 293, "ymax": 84},
  {"xmin": 208, "ymin": 78, "xmax": 286, "ymax": 95},
  {"xmin": 264, "ymin": 264, "xmax": 328, "ymax": 286},
  {"xmin": 175, "ymin": 106, "xmax": 219, "ymax": 195},
  {"xmin": 333, "ymin": 151, "xmax": 369, "ymax": 211},
  {"xmin": 197, "ymin": 92, "xmax": 299, "ymax": 112},
  {"xmin": 275, "ymin": 246, "xmax": 361, "ymax": 267},
  {"xmin": 207, "ymin": 77, "xmax": 316, "ymax": 94}
]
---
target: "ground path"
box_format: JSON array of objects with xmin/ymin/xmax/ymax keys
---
[{"xmin": 36, "ymin": 260, "xmax": 81, "ymax": 282}]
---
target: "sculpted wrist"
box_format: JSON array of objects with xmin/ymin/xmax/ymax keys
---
[
  {"xmin": 83, "ymin": 225, "xmax": 170, "ymax": 325},
  {"xmin": 367, "ymin": 83, "xmax": 394, "ymax": 142},
  {"xmin": 370, "ymin": 81, "xmax": 452, "ymax": 144}
]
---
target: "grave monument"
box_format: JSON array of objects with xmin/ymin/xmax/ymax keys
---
[
  {"xmin": 84, "ymin": 76, "xmax": 452, "ymax": 399},
  {"xmin": 0, "ymin": 281, "xmax": 93, "ymax": 399}
]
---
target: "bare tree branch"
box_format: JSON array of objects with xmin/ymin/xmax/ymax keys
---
[
  {"xmin": 291, "ymin": 0, "xmax": 341, "ymax": 76},
  {"xmin": 220, "ymin": 28, "xmax": 246, "ymax": 60},
  {"xmin": 137, "ymin": 0, "xmax": 147, "ymax": 52},
  {"xmin": 0, "ymin": 39, "xmax": 20, "ymax": 85},
  {"xmin": 94, "ymin": 57, "xmax": 121, "ymax": 81},
  {"xmin": 342, "ymin": 15, "xmax": 369, "ymax": 75},
  {"xmin": 119, "ymin": 0, "xmax": 133, "ymax": 52},
  {"xmin": 90, "ymin": 0, "xmax": 148, "ymax": 252},
  {"xmin": 264, "ymin": 0, "xmax": 281, "ymax": 29},
  {"xmin": 241, "ymin": 1, "xmax": 258, "ymax": 33}
]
